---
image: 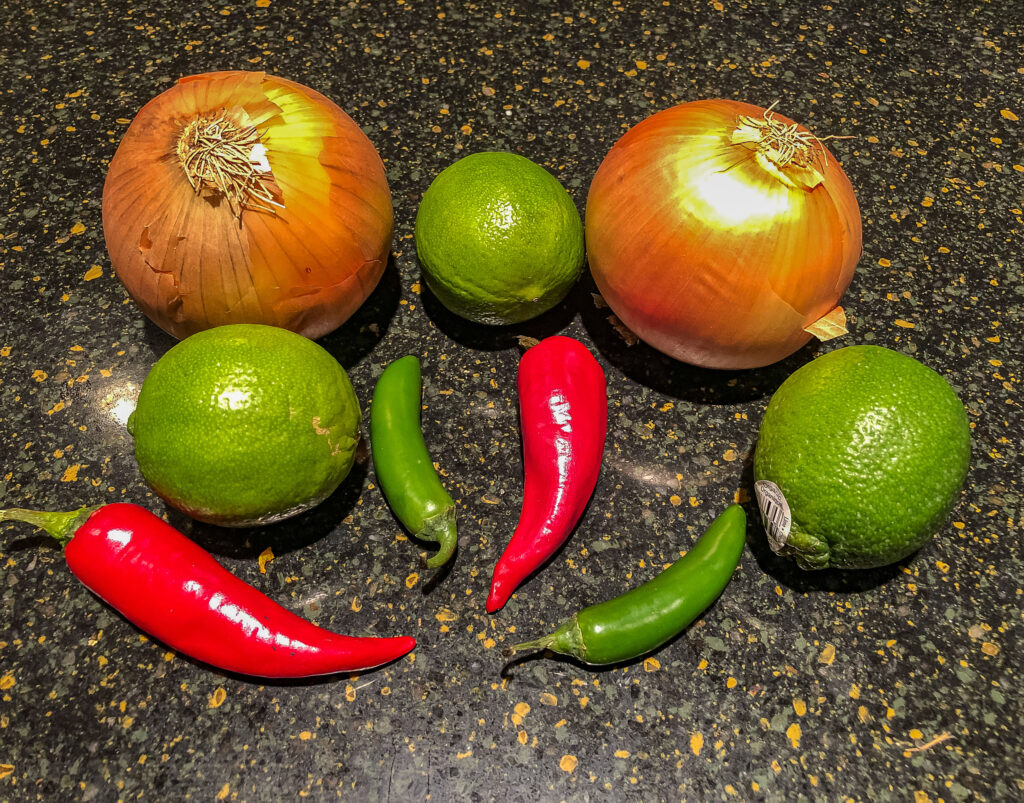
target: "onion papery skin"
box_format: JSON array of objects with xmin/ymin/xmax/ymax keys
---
[
  {"xmin": 102, "ymin": 71, "xmax": 394, "ymax": 340},
  {"xmin": 585, "ymin": 99, "xmax": 862, "ymax": 370}
]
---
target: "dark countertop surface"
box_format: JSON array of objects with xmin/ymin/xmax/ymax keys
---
[{"xmin": 1, "ymin": 1, "xmax": 1020, "ymax": 801}]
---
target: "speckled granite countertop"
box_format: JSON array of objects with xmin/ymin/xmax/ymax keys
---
[{"xmin": 0, "ymin": 1, "xmax": 1020, "ymax": 801}]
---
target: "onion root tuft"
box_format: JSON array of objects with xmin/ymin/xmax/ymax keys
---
[{"xmin": 176, "ymin": 112, "xmax": 283, "ymax": 218}]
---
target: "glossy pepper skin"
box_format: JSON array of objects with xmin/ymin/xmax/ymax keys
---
[
  {"xmin": 509, "ymin": 505, "xmax": 746, "ymax": 665},
  {"xmin": 486, "ymin": 336, "xmax": 608, "ymax": 612},
  {"xmin": 0, "ymin": 503, "xmax": 416, "ymax": 677},
  {"xmin": 370, "ymin": 356, "xmax": 458, "ymax": 568}
]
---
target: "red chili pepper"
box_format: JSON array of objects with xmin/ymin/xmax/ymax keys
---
[
  {"xmin": 486, "ymin": 336, "xmax": 608, "ymax": 612},
  {"xmin": 0, "ymin": 503, "xmax": 415, "ymax": 677}
]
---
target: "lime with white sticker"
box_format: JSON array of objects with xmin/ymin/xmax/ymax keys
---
[{"xmin": 754, "ymin": 480, "xmax": 792, "ymax": 553}]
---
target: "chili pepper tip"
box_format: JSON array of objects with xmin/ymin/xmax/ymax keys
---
[{"xmin": 421, "ymin": 507, "xmax": 458, "ymax": 569}]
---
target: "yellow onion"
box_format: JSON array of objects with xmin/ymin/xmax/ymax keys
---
[
  {"xmin": 102, "ymin": 71, "xmax": 393, "ymax": 340},
  {"xmin": 586, "ymin": 99, "xmax": 861, "ymax": 369}
]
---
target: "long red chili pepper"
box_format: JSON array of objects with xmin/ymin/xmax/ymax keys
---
[
  {"xmin": 0, "ymin": 503, "xmax": 416, "ymax": 677},
  {"xmin": 486, "ymin": 336, "xmax": 607, "ymax": 612}
]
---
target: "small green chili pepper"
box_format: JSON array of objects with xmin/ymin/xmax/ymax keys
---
[
  {"xmin": 370, "ymin": 355, "xmax": 458, "ymax": 568},
  {"xmin": 508, "ymin": 504, "xmax": 746, "ymax": 665}
]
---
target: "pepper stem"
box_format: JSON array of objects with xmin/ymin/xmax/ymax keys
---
[
  {"xmin": 504, "ymin": 616, "xmax": 584, "ymax": 661},
  {"xmin": 421, "ymin": 506, "xmax": 458, "ymax": 569},
  {"xmin": 0, "ymin": 506, "xmax": 98, "ymax": 546},
  {"xmin": 505, "ymin": 632, "xmax": 559, "ymax": 656}
]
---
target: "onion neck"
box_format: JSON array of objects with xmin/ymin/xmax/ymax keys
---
[{"xmin": 175, "ymin": 113, "xmax": 282, "ymax": 217}]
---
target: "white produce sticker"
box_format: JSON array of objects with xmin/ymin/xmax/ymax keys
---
[{"xmin": 755, "ymin": 480, "xmax": 792, "ymax": 553}]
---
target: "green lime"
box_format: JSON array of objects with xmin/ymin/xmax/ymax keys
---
[
  {"xmin": 127, "ymin": 324, "xmax": 361, "ymax": 527},
  {"xmin": 414, "ymin": 151, "xmax": 584, "ymax": 325},
  {"xmin": 753, "ymin": 345, "xmax": 970, "ymax": 570}
]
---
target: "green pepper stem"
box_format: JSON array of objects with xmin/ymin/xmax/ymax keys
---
[
  {"xmin": 0, "ymin": 506, "xmax": 98, "ymax": 546},
  {"xmin": 506, "ymin": 633, "xmax": 558, "ymax": 655},
  {"xmin": 505, "ymin": 616, "xmax": 584, "ymax": 660},
  {"xmin": 421, "ymin": 506, "xmax": 458, "ymax": 569}
]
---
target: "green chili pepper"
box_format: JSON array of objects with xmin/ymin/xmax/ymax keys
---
[
  {"xmin": 370, "ymin": 355, "xmax": 458, "ymax": 568},
  {"xmin": 508, "ymin": 504, "xmax": 746, "ymax": 665}
]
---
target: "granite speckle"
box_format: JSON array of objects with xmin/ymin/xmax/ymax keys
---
[{"xmin": 1, "ymin": 1, "xmax": 1021, "ymax": 801}]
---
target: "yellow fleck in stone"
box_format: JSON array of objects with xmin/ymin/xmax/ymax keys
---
[
  {"xmin": 517, "ymin": 730, "xmax": 528, "ymax": 744},
  {"xmin": 894, "ymin": 319, "xmax": 915, "ymax": 328},
  {"xmin": 981, "ymin": 642, "xmax": 999, "ymax": 656},
  {"xmin": 216, "ymin": 783, "xmax": 230, "ymax": 800},
  {"xmin": 909, "ymin": 728, "xmax": 923, "ymax": 739},
  {"xmin": 299, "ymin": 731, "xmax": 312, "ymax": 741},
  {"xmin": 60, "ymin": 464, "xmax": 82, "ymax": 482},
  {"xmin": 351, "ymin": 596, "xmax": 362, "ymax": 612},
  {"xmin": 0, "ymin": 765, "xmax": 13, "ymax": 780},
  {"xmin": 669, "ymin": 494, "xmax": 682, "ymax": 506},
  {"xmin": 793, "ymin": 699, "xmax": 807, "ymax": 716},
  {"xmin": 435, "ymin": 608, "xmax": 457, "ymax": 622},
  {"xmin": 819, "ymin": 643, "xmax": 836, "ymax": 665},
  {"xmin": 577, "ymin": 59, "xmax": 590, "ymax": 69},
  {"xmin": 257, "ymin": 547, "xmax": 274, "ymax": 574},
  {"xmin": 208, "ymin": 687, "xmax": 226, "ymax": 708},
  {"xmin": 643, "ymin": 657, "xmax": 660, "ymax": 672},
  {"xmin": 256, "ymin": 0, "xmax": 271, "ymax": 7},
  {"xmin": 1000, "ymin": 109, "xmax": 1018, "ymax": 121},
  {"xmin": 878, "ymin": 257, "xmax": 891, "ymax": 267},
  {"xmin": 614, "ymin": 749, "xmax": 630, "ymax": 758},
  {"xmin": 560, "ymin": 754, "xmax": 578, "ymax": 772},
  {"xmin": 723, "ymin": 449, "xmax": 737, "ymax": 461},
  {"xmin": 345, "ymin": 684, "xmax": 356, "ymax": 702},
  {"xmin": 726, "ymin": 677, "xmax": 737, "ymax": 689},
  {"xmin": 850, "ymin": 683, "xmax": 860, "ymax": 699},
  {"xmin": 539, "ymin": 693, "xmax": 557, "ymax": 706},
  {"xmin": 32, "ymin": 370, "xmax": 47, "ymax": 381},
  {"xmin": 858, "ymin": 705, "xmax": 870, "ymax": 723},
  {"xmin": 405, "ymin": 572, "xmax": 419, "ymax": 588},
  {"xmin": 690, "ymin": 732, "xmax": 703, "ymax": 755},
  {"xmin": 70, "ymin": 222, "xmax": 86, "ymax": 235},
  {"xmin": 456, "ymin": 750, "xmax": 472, "ymax": 759},
  {"xmin": 514, "ymin": 702, "xmax": 531, "ymax": 717},
  {"xmin": 0, "ymin": 674, "xmax": 14, "ymax": 690},
  {"xmin": 84, "ymin": 265, "xmax": 103, "ymax": 281},
  {"xmin": 689, "ymin": 496, "xmax": 699, "ymax": 506},
  {"xmin": 786, "ymin": 722, "xmax": 801, "ymax": 747}
]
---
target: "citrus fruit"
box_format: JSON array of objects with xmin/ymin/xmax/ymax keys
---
[
  {"xmin": 753, "ymin": 345, "xmax": 970, "ymax": 570},
  {"xmin": 127, "ymin": 324, "xmax": 361, "ymax": 527},
  {"xmin": 414, "ymin": 151, "xmax": 584, "ymax": 325}
]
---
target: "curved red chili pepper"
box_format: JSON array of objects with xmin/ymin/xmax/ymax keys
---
[
  {"xmin": 1, "ymin": 503, "xmax": 415, "ymax": 677},
  {"xmin": 486, "ymin": 336, "xmax": 608, "ymax": 612}
]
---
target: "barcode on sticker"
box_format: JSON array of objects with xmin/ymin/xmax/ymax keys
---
[{"xmin": 755, "ymin": 480, "xmax": 792, "ymax": 553}]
